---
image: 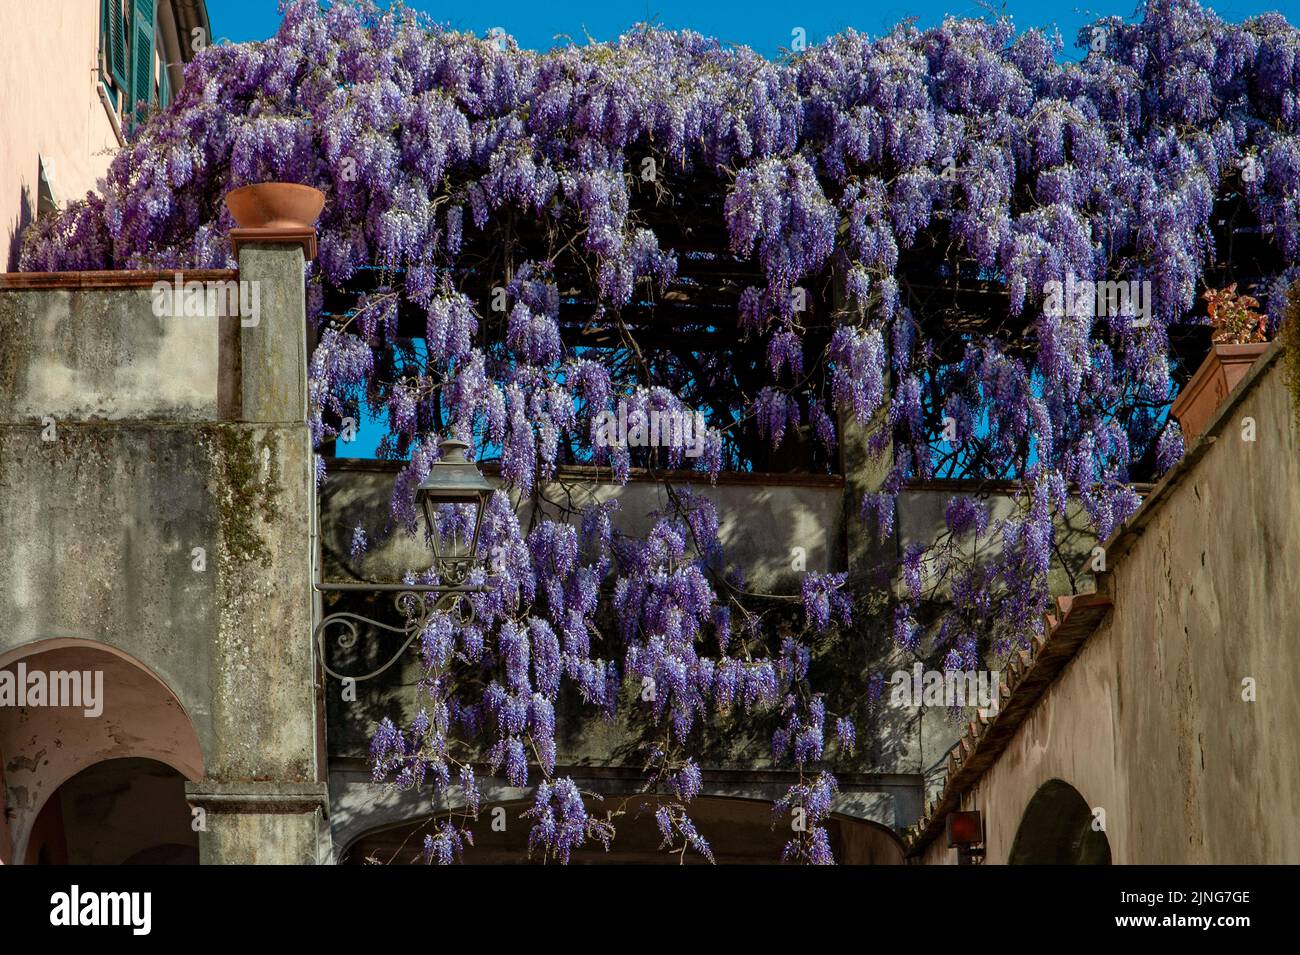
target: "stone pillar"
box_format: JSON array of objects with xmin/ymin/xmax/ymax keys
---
[
  {"xmin": 185, "ymin": 225, "xmax": 326, "ymax": 864},
  {"xmin": 840, "ymin": 402, "xmax": 894, "ymax": 575},
  {"xmin": 831, "ymin": 261, "xmax": 896, "ymax": 577},
  {"xmin": 831, "ymin": 279, "xmax": 968, "ymax": 823},
  {"xmin": 228, "ymin": 227, "xmax": 315, "ymax": 424},
  {"xmin": 186, "ymin": 782, "xmax": 328, "ymax": 865},
  {"xmin": 838, "ymin": 383, "xmax": 935, "ymax": 826}
]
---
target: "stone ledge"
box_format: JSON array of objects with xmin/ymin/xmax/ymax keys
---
[
  {"xmin": 230, "ymin": 227, "xmax": 317, "ymax": 260},
  {"xmin": 186, "ymin": 781, "xmax": 329, "ymax": 815}
]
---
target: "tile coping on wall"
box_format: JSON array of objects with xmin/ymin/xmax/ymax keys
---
[
  {"xmin": 0, "ymin": 269, "xmax": 240, "ymax": 290},
  {"xmin": 326, "ymin": 457, "xmax": 848, "ymax": 488}
]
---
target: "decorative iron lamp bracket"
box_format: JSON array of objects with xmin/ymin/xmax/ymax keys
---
[
  {"xmin": 314, "ymin": 439, "xmax": 495, "ymax": 684},
  {"xmin": 312, "ymin": 582, "xmax": 486, "ymax": 684}
]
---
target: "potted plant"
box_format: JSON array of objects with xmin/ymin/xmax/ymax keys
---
[{"xmin": 1170, "ymin": 284, "xmax": 1270, "ymax": 442}]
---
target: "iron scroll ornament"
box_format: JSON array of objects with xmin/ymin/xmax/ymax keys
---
[{"xmin": 313, "ymin": 582, "xmax": 483, "ymax": 683}]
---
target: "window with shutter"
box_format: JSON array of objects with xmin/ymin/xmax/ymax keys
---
[
  {"xmin": 102, "ymin": 0, "xmax": 129, "ymax": 92},
  {"xmin": 130, "ymin": 0, "xmax": 156, "ymax": 118}
]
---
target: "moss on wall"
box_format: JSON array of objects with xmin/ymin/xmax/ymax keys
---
[{"xmin": 205, "ymin": 426, "xmax": 284, "ymax": 567}]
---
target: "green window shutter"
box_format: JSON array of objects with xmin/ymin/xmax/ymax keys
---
[
  {"xmin": 130, "ymin": 0, "xmax": 156, "ymax": 116},
  {"xmin": 105, "ymin": 0, "xmax": 129, "ymax": 91}
]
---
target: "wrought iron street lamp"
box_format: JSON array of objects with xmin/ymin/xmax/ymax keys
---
[
  {"xmin": 416, "ymin": 439, "xmax": 493, "ymax": 585},
  {"xmin": 314, "ymin": 438, "xmax": 494, "ymax": 683}
]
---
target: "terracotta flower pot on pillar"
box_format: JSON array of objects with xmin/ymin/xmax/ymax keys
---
[
  {"xmin": 225, "ymin": 183, "xmax": 325, "ymax": 260},
  {"xmin": 1170, "ymin": 342, "xmax": 1269, "ymax": 443},
  {"xmin": 225, "ymin": 183, "xmax": 325, "ymax": 229}
]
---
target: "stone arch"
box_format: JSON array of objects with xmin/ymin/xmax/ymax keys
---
[
  {"xmin": 0, "ymin": 639, "xmax": 204, "ymax": 864},
  {"xmin": 1008, "ymin": 778, "xmax": 1111, "ymax": 865},
  {"xmin": 339, "ymin": 793, "xmax": 905, "ymax": 864}
]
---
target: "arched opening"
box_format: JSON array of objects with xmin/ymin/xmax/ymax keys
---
[
  {"xmin": 24, "ymin": 758, "xmax": 198, "ymax": 865},
  {"xmin": 1008, "ymin": 779, "xmax": 1111, "ymax": 865},
  {"xmin": 0, "ymin": 640, "xmax": 204, "ymax": 864},
  {"xmin": 342, "ymin": 794, "xmax": 905, "ymax": 864}
]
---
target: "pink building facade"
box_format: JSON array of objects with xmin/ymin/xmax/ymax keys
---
[{"xmin": 0, "ymin": 0, "xmax": 209, "ymax": 271}]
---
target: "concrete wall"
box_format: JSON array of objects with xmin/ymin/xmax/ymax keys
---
[
  {"xmin": 896, "ymin": 485, "xmax": 1100, "ymax": 599},
  {"xmin": 0, "ymin": 253, "xmax": 325, "ymax": 863},
  {"xmin": 321, "ymin": 463, "xmax": 846, "ymax": 594},
  {"xmin": 317, "ymin": 462, "xmax": 926, "ymax": 844},
  {"xmin": 892, "ymin": 484, "xmax": 1105, "ymax": 807},
  {"xmin": 316, "ymin": 437, "xmax": 1104, "ymax": 847},
  {"xmin": 919, "ymin": 349, "xmax": 1300, "ymax": 864}
]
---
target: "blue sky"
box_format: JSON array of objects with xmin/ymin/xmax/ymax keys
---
[{"xmin": 207, "ymin": 0, "xmax": 1299, "ymax": 56}]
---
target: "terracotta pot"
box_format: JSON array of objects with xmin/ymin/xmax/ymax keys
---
[
  {"xmin": 1170, "ymin": 342, "xmax": 1269, "ymax": 442},
  {"xmin": 224, "ymin": 183, "xmax": 325, "ymax": 230}
]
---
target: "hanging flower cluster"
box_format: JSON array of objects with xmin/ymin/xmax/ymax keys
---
[{"xmin": 21, "ymin": 0, "xmax": 1300, "ymax": 862}]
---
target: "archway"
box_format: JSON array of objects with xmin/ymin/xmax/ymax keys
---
[
  {"xmin": 1008, "ymin": 779, "xmax": 1111, "ymax": 865},
  {"xmin": 25, "ymin": 758, "xmax": 198, "ymax": 864},
  {"xmin": 0, "ymin": 640, "xmax": 204, "ymax": 864},
  {"xmin": 342, "ymin": 794, "xmax": 905, "ymax": 864}
]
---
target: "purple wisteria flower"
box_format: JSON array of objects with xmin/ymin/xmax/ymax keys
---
[{"xmin": 21, "ymin": 0, "xmax": 1300, "ymax": 865}]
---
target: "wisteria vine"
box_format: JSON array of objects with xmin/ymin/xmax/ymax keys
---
[{"xmin": 21, "ymin": 0, "xmax": 1300, "ymax": 862}]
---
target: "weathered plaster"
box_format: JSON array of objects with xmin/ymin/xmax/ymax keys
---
[
  {"xmin": 920, "ymin": 358, "xmax": 1300, "ymax": 864},
  {"xmin": 0, "ymin": 243, "xmax": 324, "ymax": 863}
]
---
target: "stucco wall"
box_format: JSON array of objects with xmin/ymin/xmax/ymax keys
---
[
  {"xmin": 0, "ymin": 0, "xmax": 122, "ymax": 270},
  {"xmin": 919, "ymin": 351, "xmax": 1300, "ymax": 864},
  {"xmin": 0, "ymin": 256, "xmax": 323, "ymax": 863},
  {"xmin": 0, "ymin": 283, "xmax": 227, "ymax": 420},
  {"xmin": 0, "ymin": 283, "xmax": 225, "ymax": 755}
]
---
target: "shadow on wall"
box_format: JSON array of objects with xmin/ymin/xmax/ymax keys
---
[
  {"xmin": 6, "ymin": 182, "xmax": 32, "ymax": 272},
  {"xmin": 1008, "ymin": 778, "xmax": 1111, "ymax": 865}
]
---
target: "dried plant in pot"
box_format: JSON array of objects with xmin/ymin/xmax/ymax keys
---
[{"xmin": 1170, "ymin": 284, "xmax": 1270, "ymax": 443}]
